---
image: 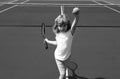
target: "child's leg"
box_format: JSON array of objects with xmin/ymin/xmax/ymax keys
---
[
  {"xmin": 55, "ymin": 59, "xmax": 66, "ymax": 79},
  {"xmin": 63, "ymin": 57, "xmax": 72, "ymax": 79},
  {"xmin": 64, "ymin": 57, "xmax": 71, "ymax": 79},
  {"xmin": 66, "ymin": 67, "xmax": 69, "ymax": 79}
]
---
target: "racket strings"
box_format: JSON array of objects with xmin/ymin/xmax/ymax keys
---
[
  {"xmin": 41, "ymin": 23, "xmax": 48, "ymax": 49},
  {"xmin": 64, "ymin": 61, "xmax": 78, "ymax": 71}
]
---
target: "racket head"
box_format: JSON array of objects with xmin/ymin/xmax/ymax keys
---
[
  {"xmin": 41, "ymin": 23, "xmax": 46, "ymax": 38},
  {"xmin": 41, "ymin": 23, "xmax": 48, "ymax": 49},
  {"xmin": 64, "ymin": 61, "xmax": 78, "ymax": 71}
]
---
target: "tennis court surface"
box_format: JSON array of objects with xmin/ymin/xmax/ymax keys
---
[
  {"xmin": 0, "ymin": 0, "xmax": 120, "ymax": 26},
  {"xmin": 0, "ymin": 0, "xmax": 120, "ymax": 79}
]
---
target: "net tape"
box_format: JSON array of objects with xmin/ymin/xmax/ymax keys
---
[{"xmin": 0, "ymin": 2, "xmax": 120, "ymax": 7}]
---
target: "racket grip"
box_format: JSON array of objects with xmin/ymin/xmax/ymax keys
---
[{"xmin": 44, "ymin": 40, "xmax": 48, "ymax": 49}]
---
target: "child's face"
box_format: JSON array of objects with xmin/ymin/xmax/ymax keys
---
[
  {"xmin": 55, "ymin": 14, "xmax": 70, "ymax": 33},
  {"xmin": 58, "ymin": 23, "xmax": 68, "ymax": 32}
]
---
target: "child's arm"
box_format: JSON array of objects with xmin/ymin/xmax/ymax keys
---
[
  {"xmin": 71, "ymin": 7, "xmax": 80, "ymax": 35},
  {"xmin": 61, "ymin": 5, "xmax": 64, "ymax": 15},
  {"xmin": 71, "ymin": 15, "xmax": 79, "ymax": 35},
  {"xmin": 45, "ymin": 38, "xmax": 57, "ymax": 45}
]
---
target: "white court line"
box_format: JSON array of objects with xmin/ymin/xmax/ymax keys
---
[
  {"xmin": 102, "ymin": 0, "xmax": 120, "ymax": 7},
  {"xmin": 0, "ymin": 5, "xmax": 18, "ymax": 13},
  {"xmin": 0, "ymin": 0, "xmax": 18, "ymax": 6},
  {"xmin": 102, "ymin": 0, "xmax": 114, "ymax": 5},
  {"xmin": 32, "ymin": 0, "xmax": 95, "ymax": 1},
  {"xmin": 1, "ymin": 2, "xmax": 120, "ymax": 6},
  {"xmin": 0, "ymin": 3, "xmax": 115, "ymax": 7},
  {"xmin": 92, "ymin": 0, "xmax": 120, "ymax": 13},
  {"xmin": 0, "ymin": 0, "xmax": 29, "ymax": 13},
  {"xmin": 0, "ymin": 0, "xmax": 19, "ymax": 7},
  {"xmin": 9, "ymin": 0, "xmax": 19, "ymax": 3}
]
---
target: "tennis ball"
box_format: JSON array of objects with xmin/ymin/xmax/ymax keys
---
[{"xmin": 72, "ymin": 7, "xmax": 80, "ymax": 15}]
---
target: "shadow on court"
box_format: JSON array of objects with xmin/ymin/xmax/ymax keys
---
[
  {"xmin": 94, "ymin": 77, "xmax": 106, "ymax": 79},
  {"xmin": 68, "ymin": 75, "xmax": 106, "ymax": 79},
  {"xmin": 64, "ymin": 60, "xmax": 106, "ymax": 79}
]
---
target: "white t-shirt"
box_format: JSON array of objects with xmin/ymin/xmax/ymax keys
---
[{"xmin": 54, "ymin": 30, "xmax": 73, "ymax": 61}]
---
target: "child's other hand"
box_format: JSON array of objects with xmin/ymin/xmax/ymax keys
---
[
  {"xmin": 72, "ymin": 7, "xmax": 80, "ymax": 15},
  {"xmin": 44, "ymin": 38, "xmax": 48, "ymax": 42}
]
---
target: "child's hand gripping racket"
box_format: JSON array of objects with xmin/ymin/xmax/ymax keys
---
[{"xmin": 41, "ymin": 23, "xmax": 48, "ymax": 49}]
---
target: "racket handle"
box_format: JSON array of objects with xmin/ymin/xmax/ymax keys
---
[{"xmin": 44, "ymin": 40, "xmax": 48, "ymax": 49}]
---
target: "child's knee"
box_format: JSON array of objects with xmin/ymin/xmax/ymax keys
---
[
  {"xmin": 60, "ymin": 71, "xmax": 66, "ymax": 76},
  {"xmin": 59, "ymin": 73, "xmax": 66, "ymax": 79}
]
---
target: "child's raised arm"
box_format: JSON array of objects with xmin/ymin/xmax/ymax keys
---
[
  {"xmin": 61, "ymin": 5, "xmax": 64, "ymax": 15},
  {"xmin": 71, "ymin": 7, "xmax": 80, "ymax": 35},
  {"xmin": 45, "ymin": 38, "xmax": 57, "ymax": 46}
]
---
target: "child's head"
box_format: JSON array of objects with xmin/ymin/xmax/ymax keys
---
[{"xmin": 53, "ymin": 14, "xmax": 71, "ymax": 33}]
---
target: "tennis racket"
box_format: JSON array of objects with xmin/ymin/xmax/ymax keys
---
[
  {"xmin": 65, "ymin": 61, "xmax": 88, "ymax": 79},
  {"xmin": 41, "ymin": 23, "xmax": 48, "ymax": 49},
  {"xmin": 64, "ymin": 60, "xmax": 78, "ymax": 73}
]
